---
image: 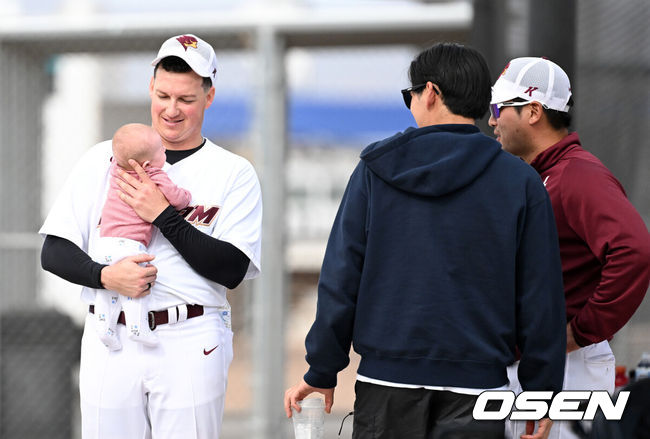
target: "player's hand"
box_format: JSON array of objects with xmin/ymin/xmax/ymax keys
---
[
  {"xmin": 100, "ymin": 254, "xmax": 157, "ymax": 298},
  {"xmin": 521, "ymin": 418, "xmax": 552, "ymax": 439},
  {"xmin": 116, "ymin": 159, "xmax": 170, "ymax": 223},
  {"xmin": 284, "ymin": 379, "xmax": 334, "ymax": 418},
  {"xmin": 566, "ymin": 323, "xmax": 580, "ymax": 353}
]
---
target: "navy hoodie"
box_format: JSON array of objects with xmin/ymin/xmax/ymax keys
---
[{"xmin": 304, "ymin": 124, "xmax": 566, "ymax": 394}]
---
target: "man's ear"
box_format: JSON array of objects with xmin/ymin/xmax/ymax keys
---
[
  {"xmin": 528, "ymin": 102, "xmax": 544, "ymax": 125},
  {"xmin": 425, "ymin": 83, "xmax": 441, "ymax": 108},
  {"xmin": 205, "ymin": 86, "xmax": 215, "ymax": 109}
]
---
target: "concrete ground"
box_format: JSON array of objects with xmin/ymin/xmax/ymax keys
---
[
  {"xmin": 222, "ymin": 413, "xmax": 354, "ymax": 439},
  {"xmin": 220, "ymin": 288, "xmax": 360, "ymax": 439}
]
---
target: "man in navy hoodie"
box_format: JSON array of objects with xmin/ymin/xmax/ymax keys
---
[{"xmin": 284, "ymin": 43, "xmax": 566, "ymax": 439}]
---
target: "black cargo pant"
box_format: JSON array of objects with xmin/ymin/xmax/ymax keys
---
[{"xmin": 352, "ymin": 381, "xmax": 505, "ymax": 439}]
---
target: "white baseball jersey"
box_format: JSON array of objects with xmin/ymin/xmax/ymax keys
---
[{"xmin": 39, "ymin": 138, "xmax": 262, "ymax": 310}]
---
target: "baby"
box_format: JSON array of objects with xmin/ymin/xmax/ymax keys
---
[{"xmin": 93, "ymin": 123, "xmax": 191, "ymax": 350}]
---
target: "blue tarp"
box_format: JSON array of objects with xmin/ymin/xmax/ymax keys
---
[{"xmin": 204, "ymin": 97, "xmax": 415, "ymax": 146}]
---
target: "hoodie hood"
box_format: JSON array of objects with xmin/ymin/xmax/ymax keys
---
[{"xmin": 360, "ymin": 124, "xmax": 502, "ymax": 197}]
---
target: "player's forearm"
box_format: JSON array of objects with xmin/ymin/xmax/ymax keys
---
[
  {"xmin": 41, "ymin": 235, "xmax": 105, "ymax": 289},
  {"xmin": 153, "ymin": 206, "xmax": 250, "ymax": 289}
]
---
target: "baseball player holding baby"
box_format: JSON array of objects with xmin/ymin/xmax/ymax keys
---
[{"xmin": 40, "ymin": 34, "xmax": 262, "ymax": 439}]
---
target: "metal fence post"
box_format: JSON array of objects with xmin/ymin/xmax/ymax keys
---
[{"xmin": 252, "ymin": 24, "xmax": 289, "ymax": 439}]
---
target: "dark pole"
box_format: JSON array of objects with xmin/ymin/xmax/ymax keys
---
[
  {"xmin": 471, "ymin": 0, "xmax": 508, "ymax": 133},
  {"xmin": 528, "ymin": 0, "xmax": 577, "ymax": 86},
  {"xmin": 472, "ymin": 0, "xmax": 508, "ymax": 79}
]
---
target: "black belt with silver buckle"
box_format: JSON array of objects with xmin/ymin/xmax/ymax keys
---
[{"xmin": 89, "ymin": 304, "xmax": 205, "ymax": 331}]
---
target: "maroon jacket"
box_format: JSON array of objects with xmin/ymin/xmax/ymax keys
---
[{"xmin": 530, "ymin": 132, "xmax": 650, "ymax": 347}]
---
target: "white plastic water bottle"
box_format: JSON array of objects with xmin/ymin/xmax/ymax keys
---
[
  {"xmin": 634, "ymin": 352, "xmax": 650, "ymax": 380},
  {"xmin": 291, "ymin": 398, "xmax": 325, "ymax": 439}
]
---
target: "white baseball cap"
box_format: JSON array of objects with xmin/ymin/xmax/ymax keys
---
[
  {"xmin": 491, "ymin": 57, "xmax": 572, "ymax": 112},
  {"xmin": 151, "ymin": 34, "xmax": 217, "ymax": 85}
]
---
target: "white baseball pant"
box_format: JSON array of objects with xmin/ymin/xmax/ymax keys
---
[
  {"xmin": 505, "ymin": 340, "xmax": 615, "ymax": 439},
  {"xmin": 80, "ymin": 305, "xmax": 233, "ymax": 439}
]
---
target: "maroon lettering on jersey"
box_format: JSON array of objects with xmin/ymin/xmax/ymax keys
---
[
  {"xmin": 524, "ymin": 86, "xmax": 539, "ymax": 97},
  {"xmin": 177, "ymin": 206, "xmax": 194, "ymax": 218},
  {"xmin": 184, "ymin": 205, "xmax": 220, "ymax": 227}
]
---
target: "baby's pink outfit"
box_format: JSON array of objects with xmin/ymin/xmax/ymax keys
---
[{"xmin": 93, "ymin": 161, "xmax": 192, "ymax": 350}]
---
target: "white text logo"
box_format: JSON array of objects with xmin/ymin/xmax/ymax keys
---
[{"xmin": 472, "ymin": 390, "xmax": 629, "ymax": 421}]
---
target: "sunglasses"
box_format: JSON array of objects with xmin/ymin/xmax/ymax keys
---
[
  {"xmin": 400, "ymin": 82, "xmax": 439, "ymax": 109},
  {"xmin": 489, "ymin": 101, "xmax": 531, "ymax": 119}
]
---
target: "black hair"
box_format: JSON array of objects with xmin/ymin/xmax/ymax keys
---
[
  {"xmin": 544, "ymin": 108, "xmax": 572, "ymax": 130},
  {"xmin": 408, "ymin": 42, "xmax": 492, "ymax": 120},
  {"xmin": 513, "ymin": 97, "xmax": 573, "ymax": 130},
  {"xmin": 153, "ymin": 56, "xmax": 212, "ymax": 92},
  {"xmin": 545, "ymin": 96, "xmax": 573, "ymax": 130}
]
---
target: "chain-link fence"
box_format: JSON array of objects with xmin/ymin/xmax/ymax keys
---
[
  {"xmin": 575, "ymin": 0, "xmax": 650, "ymax": 377},
  {"xmin": 1, "ymin": 311, "xmax": 80, "ymax": 439},
  {"xmin": 1, "ymin": 1, "xmax": 648, "ymax": 438},
  {"xmin": 1, "ymin": 32, "xmax": 263, "ymax": 439}
]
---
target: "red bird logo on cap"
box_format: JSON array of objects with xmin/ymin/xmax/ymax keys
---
[
  {"xmin": 176, "ymin": 35, "xmax": 198, "ymax": 51},
  {"xmin": 500, "ymin": 62, "xmax": 510, "ymax": 77}
]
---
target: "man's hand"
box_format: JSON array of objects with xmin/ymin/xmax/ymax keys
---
[
  {"xmin": 100, "ymin": 254, "xmax": 157, "ymax": 298},
  {"xmin": 521, "ymin": 418, "xmax": 552, "ymax": 439},
  {"xmin": 284, "ymin": 379, "xmax": 334, "ymax": 418},
  {"xmin": 116, "ymin": 159, "xmax": 170, "ymax": 223},
  {"xmin": 566, "ymin": 323, "xmax": 581, "ymax": 353}
]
